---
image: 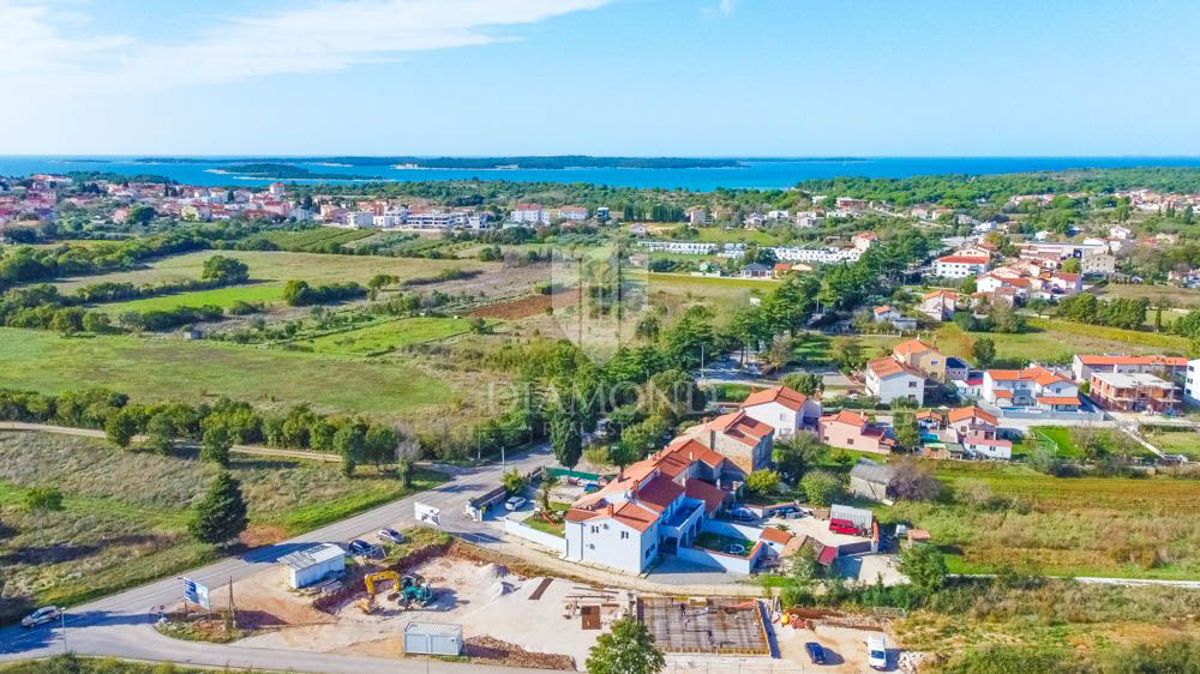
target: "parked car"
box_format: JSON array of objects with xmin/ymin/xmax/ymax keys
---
[
  {"xmin": 378, "ymin": 528, "xmax": 405, "ymax": 545},
  {"xmin": 829, "ymin": 518, "xmax": 861, "ymax": 535},
  {"xmin": 21, "ymin": 606, "xmax": 62, "ymax": 628},
  {"xmin": 866, "ymin": 636, "xmax": 888, "ymax": 670},
  {"xmin": 805, "ymin": 641, "xmax": 827, "ymax": 665},
  {"xmin": 772, "ymin": 505, "xmax": 800, "ymax": 518},
  {"xmin": 504, "ymin": 496, "xmax": 528, "ymax": 511},
  {"xmin": 731, "ymin": 507, "xmax": 756, "ymax": 522},
  {"xmin": 347, "ymin": 539, "xmax": 372, "ymax": 556},
  {"xmin": 583, "ymin": 482, "xmax": 601, "ymax": 493}
]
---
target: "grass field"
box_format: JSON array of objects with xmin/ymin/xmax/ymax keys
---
[
  {"xmin": 928, "ymin": 320, "xmax": 1189, "ymax": 367},
  {"xmin": 0, "ymin": 431, "xmax": 445, "ymax": 623},
  {"xmin": 883, "ymin": 462, "xmax": 1200, "ymax": 579},
  {"xmin": 1145, "ymin": 429, "xmax": 1200, "ymax": 458},
  {"xmin": 54, "ymin": 250, "xmax": 493, "ymax": 293},
  {"xmin": 294, "ymin": 317, "xmax": 478, "ymax": 356},
  {"xmin": 92, "ymin": 282, "xmax": 286, "ymax": 313},
  {"xmin": 244, "ymin": 227, "xmax": 376, "ymax": 251},
  {"xmin": 693, "ymin": 228, "xmax": 785, "ymax": 245},
  {"xmin": 0, "ymin": 327, "xmax": 468, "ymax": 421},
  {"xmin": 1105, "ymin": 283, "xmax": 1200, "ymax": 309}
]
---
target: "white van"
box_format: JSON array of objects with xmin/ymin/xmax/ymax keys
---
[{"xmin": 866, "ymin": 636, "xmax": 888, "ymax": 670}]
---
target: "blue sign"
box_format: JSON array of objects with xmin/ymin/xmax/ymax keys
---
[{"xmin": 182, "ymin": 577, "xmax": 210, "ymax": 609}]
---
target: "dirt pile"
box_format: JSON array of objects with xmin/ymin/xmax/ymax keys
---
[{"xmin": 465, "ymin": 635, "xmax": 575, "ymax": 671}]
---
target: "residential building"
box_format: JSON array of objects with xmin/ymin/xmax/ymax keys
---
[
  {"xmin": 865, "ymin": 357, "xmax": 925, "ymax": 405},
  {"xmin": 871, "ymin": 305, "xmax": 916, "ymax": 331},
  {"xmin": 739, "ymin": 386, "xmax": 822, "ymax": 438},
  {"xmin": 962, "ymin": 435, "xmax": 1013, "ymax": 460},
  {"xmin": 1089, "ymin": 372, "xmax": 1180, "ymax": 413},
  {"xmin": 636, "ymin": 240, "xmax": 719, "ymax": 255},
  {"xmin": 686, "ymin": 208, "xmax": 707, "ymax": 226},
  {"xmin": 1081, "ymin": 251, "xmax": 1117, "ymax": 275},
  {"xmin": 851, "ymin": 231, "xmax": 878, "ymax": 251},
  {"xmin": 945, "ymin": 357, "xmax": 970, "ymax": 382},
  {"xmin": 563, "ymin": 438, "xmax": 742, "ymax": 574},
  {"xmin": 681, "ymin": 411, "xmax": 775, "ymax": 475},
  {"xmin": 510, "ymin": 203, "xmax": 547, "ymax": 225},
  {"xmin": 1186, "ymin": 359, "xmax": 1200, "ymax": 407},
  {"xmin": 1071, "ymin": 354, "xmax": 1189, "ymax": 384},
  {"xmin": 557, "ymin": 206, "xmax": 588, "ymax": 222},
  {"xmin": 892, "ymin": 339, "xmax": 948, "ymax": 382},
  {"xmin": 933, "ymin": 255, "xmax": 990, "ymax": 279},
  {"xmin": 981, "ymin": 367, "xmax": 1081, "ymax": 411},
  {"xmin": 836, "ymin": 197, "xmax": 868, "ymax": 212},
  {"xmin": 946, "ymin": 406, "xmax": 998, "ymax": 439},
  {"xmin": 919, "ymin": 289, "xmax": 959, "ymax": 322},
  {"xmin": 818, "ymin": 410, "xmax": 894, "ymax": 454}
]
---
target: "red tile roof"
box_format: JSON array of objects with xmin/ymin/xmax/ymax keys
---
[
  {"xmin": 893, "ymin": 339, "xmax": 937, "ymax": 358},
  {"xmin": 1036, "ymin": 396, "xmax": 1081, "ymax": 406},
  {"xmin": 820, "ymin": 409, "xmax": 868, "ymax": 428},
  {"xmin": 1077, "ymin": 355, "xmax": 1188, "ymax": 367},
  {"xmin": 741, "ymin": 386, "xmax": 810, "ymax": 413},
  {"xmin": 936, "ymin": 255, "xmax": 989, "ymax": 265},
  {"xmin": 867, "ymin": 357, "xmax": 922, "ymax": 379},
  {"xmin": 700, "ymin": 411, "xmax": 773, "ymax": 448},
  {"xmin": 947, "ymin": 406, "xmax": 997, "ymax": 426},
  {"xmin": 684, "ymin": 479, "xmax": 727, "ymax": 515},
  {"xmin": 760, "ymin": 526, "xmax": 794, "ymax": 545},
  {"xmin": 634, "ymin": 475, "xmax": 685, "ymax": 513}
]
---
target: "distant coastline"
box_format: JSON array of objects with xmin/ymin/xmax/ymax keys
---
[{"xmin": 132, "ymin": 155, "xmax": 748, "ymax": 170}]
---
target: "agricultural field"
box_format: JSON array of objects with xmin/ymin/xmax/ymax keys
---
[
  {"xmin": 884, "ymin": 461, "xmax": 1200, "ymax": 579},
  {"xmin": 91, "ymin": 282, "xmax": 286, "ymax": 313},
  {"xmin": 1105, "ymin": 282, "xmax": 1200, "ymax": 309},
  {"xmin": 242, "ymin": 227, "xmax": 377, "ymax": 252},
  {"xmin": 1144, "ymin": 428, "xmax": 1200, "ymax": 458},
  {"xmin": 292, "ymin": 316, "xmax": 480, "ymax": 356},
  {"xmin": 693, "ymin": 227, "xmax": 786, "ymax": 245},
  {"xmin": 643, "ymin": 271, "xmax": 777, "ymax": 326},
  {"xmin": 0, "ymin": 431, "xmax": 445, "ymax": 624},
  {"xmin": 0, "ymin": 327, "xmax": 495, "ymax": 424},
  {"xmin": 930, "ymin": 320, "xmax": 1190, "ymax": 367},
  {"xmin": 53, "ymin": 250, "xmax": 493, "ymax": 293}
]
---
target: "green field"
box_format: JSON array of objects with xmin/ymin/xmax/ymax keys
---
[
  {"xmin": 1145, "ymin": 429, "xmax": 1200, "ymax": 458},
  {"xmin": 884, "ymin": 462, "xmax": 1200, "ymax": 579},
  {"xmin": 244, "ymin": 227, "xmax": 376, "ymax": 251},
  {"xmin": 295, "ymin": 317, "xmax": 478, "ymax": 355},
  {"xmin": 54, "ymin": 250, "xmax": 493, "ymax": 293},
  {"xmin": 1105, "ymin": 283, "xmax": 1200, "ymax": 309},
  {"xmin": 0, "ymin": 327, "xmax": 468, "ymax": 421},
  {"xmin": 0, "ymin": 431, "xmax": 445, "ymax": 623},
  {"xmin": 693, "ymin": 228, "xmax": 785, "ymax": 245},
  {"xmin": 93, "ymin": 282, "xmax": 286, "ymax": 313},
  {"xmin": 929, "ymin": 320, "xmax": 1189, "ymax": 367}
]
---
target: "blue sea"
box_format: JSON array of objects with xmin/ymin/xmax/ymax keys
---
[{"xmin": 3, "ymin": 156, "xmax": 1200, "ymax": 191}]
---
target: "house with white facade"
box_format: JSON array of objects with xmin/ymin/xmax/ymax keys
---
[
  {"xmin": 510, "ymin": 203, "xmax": 548, "ymax": 225},
  {"xmin": 865, "ymin": 357, "xmax": 925, "ymax": 406},
  {"xmin": 933, "ymin": 254, "xmax": 990, "ymax": 279},
  {"xmin": 739, "ymin": 386, "xmax": 821, "ymax": 438},
  {"xmin": 919, "ymin": 289, "xmax": 959, "ymax": 322},
  {"xmin": 1185, "ymin": 359, "xmax": 1200, "ymax": 407},
  {"xmin": 1071, "ymin": 354, "xmax": 1189, "ymax": 384},
  {"xmin": 981, "ymin": 367, "xmax": 1081, "ymax": 412}
]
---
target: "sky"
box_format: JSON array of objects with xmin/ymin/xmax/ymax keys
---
[{"xmin": 2, "ymin": 0, "xmax": 1199, "ymax": 156}]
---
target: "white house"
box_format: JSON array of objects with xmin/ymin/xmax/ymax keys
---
[
  {"xmin": 865, "ymin": 357, "xmax": 925, "ymax": 405},
  {"xmin": 962, "ymin": 434, "xmax": 1013, "ymax": 460},
  {"xmin": 510, "ymin": 203, "xmax": 547, "ymax": 225},
  {"xmin": 982, "ymin": 367, "xmax": 1081, "ymax": 411},
  {"xmin": 739, "ymin": 386, "xmax": 822, "ymax": 438},
  {"xmin": 1186, "ymin": 359, "xmax": 1200, "ymax": 407},
  {"xmin": 1071, "ymin": 354, "xmax": 1189, "ymax": 383},
  {"xmin": 933, "ymin": 255, "xmax": 990, "ymax": 279}
]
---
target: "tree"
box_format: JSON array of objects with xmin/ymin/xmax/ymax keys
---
[
  {"xmin": 890, "ymin": 458, "xmax": 941, "ymax": 501},
  {"xmin": 831, "ymin": 336, "xmax": 867, "ymax": 373},
  {"xmin": 104, "ymin": 408, "xmax": 139, "ymax": 449},
  {"xmin": 773, "ymin": 431, "xmax": 822, "ymax": 483},
  {"xmin": 365, "ymin": 425, "xmax": 399, "ymax": 473},
  {"xmin": 539, "ymin": 473, "xmax": 560, "ymax": 514},
  {"xmin": 549, "ymin": 407, "xmax": 583, "ymax": 469},
  {"xmin": 635, "ymin": 313, "xmax": 660, "ymax": 342},
  {"xmin": 394, "ymin": 436, "xmax": 421, "ymax": 488},
  {"xmin": 201, "ymin": 424, "xmax": 233, "ymax": 468},
  {"xmin": 144, "ymin": 412, "xmax": 176, "ymax": 455},
  {"xmin": 971, "ymin": 337, "xmax": 997, "ymax": 368},
  {"xmin": 746, "ymin": 469, "xmax": 780, "ymax": 496},
  {"xmin": 189, "ymin": 472, "xmax": 249, "ymax": 546},
  {"xmin": 1060, "ymin": 257, "xmax": 1081, "ymax": 274},
  {"xmin": 501, "ymin": 468, "xmax": 528, "ymax": 496},
  {"xmin": 800, "ymin": 470, "xmax": 843, "ymax": 506},
  {"xmin": 899, "ymin": 544, "xmax": 948, "ymax": 594},
  {"xmin": 24, "ymin": 487, "xmax": 64, "ymax": 513},
  {"xmin": 584, "ymin": 618, "xmax": 665, "ymax": 674},
  {"xmin": 82, "ymin": 311, "xmax": 112, "ymax": 334},
  {"xmin": 334, "ymin": 425, "xmax": 366, "ymax": 477},
  {"xmin": 782, "ymin": 372, "xmax": 823, "ymax": 396},
  {"xmin": 891, "ymin": 411, "xmax": 919, "ymax": 450},
  {"xmin": 608, "ymin": 442, "xmax": 641, "ymax": 475},
  {"xmin": 201, "ymin": 255, "xmax": 250, "ymax": 284}
]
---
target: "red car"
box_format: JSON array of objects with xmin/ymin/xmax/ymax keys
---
[{"xmin": 828, "ymin": 518, "xmax": 860, "ymax": 535}]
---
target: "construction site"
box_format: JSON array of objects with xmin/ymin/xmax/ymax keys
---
[{"xmin": 156, "ymin": 535, "xmax": 896, "ymax": 672}]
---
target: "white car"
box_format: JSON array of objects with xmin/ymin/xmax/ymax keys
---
[
  {"xmin": 378, "ymin": 528, "xmax": 406, "ymax": 545},
  {"xmin": 21, "ymin": 606, "xmax": 62, "ymax": 628},
  {"xmin": 866, "ymin": 636, "xmax": 888, "ymax": 670},
  {"xmin": 504, "ymin": 496, "xmax": 527, "ymax": 511}
]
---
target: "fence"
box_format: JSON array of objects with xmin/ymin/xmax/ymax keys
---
[{"xmin": 503, "ymin": 517, "xmax": 567, "ymax": 555}]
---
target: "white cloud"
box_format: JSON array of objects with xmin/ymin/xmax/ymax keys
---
[
  {"xmin": 718, "ymin": 0, "xmax": 736, "ymax": 15},
  {"xmin": 0, "ymin": 0, "xmax": 608, "ymax": 95}
]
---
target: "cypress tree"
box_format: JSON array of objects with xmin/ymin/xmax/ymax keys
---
[{"xmin": 189, "ymin": 471, "xmax": 248, "ymax": 546}]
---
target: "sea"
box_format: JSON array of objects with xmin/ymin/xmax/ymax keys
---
[{"xmin": 3, "ymin": 156, "xmax": 1200, "ymax": 192}]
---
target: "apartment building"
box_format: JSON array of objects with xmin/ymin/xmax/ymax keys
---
[{"xmin": 1089, "ymin": 372, "xmax": 1180, "ymax": 413}]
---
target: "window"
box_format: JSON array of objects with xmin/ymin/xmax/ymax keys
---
[
  {"xmin": 847, "ymin": 438, "xmax": 854, "ymax": 446},
  {"xmin": 620, "ymin": 531, "xmax": 629, "ymax": 540},
  {"xmin": 590, "ymin": 526, "xmax": 599, "ymax": 534}
]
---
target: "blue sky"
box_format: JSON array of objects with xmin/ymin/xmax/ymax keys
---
[{"xmin": 2, "ymin": 0, "xmax": 1198, "ymax": 155}]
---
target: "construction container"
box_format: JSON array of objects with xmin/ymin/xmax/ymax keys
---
[
  {"xmin": 404, "ymin": 621, "xmax": 464, "ymax": 656},
  {"xmin": 279, "ymin": 543, "xmax": 345, "ymax": 589}
]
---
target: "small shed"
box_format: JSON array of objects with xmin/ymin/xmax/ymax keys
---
[
  {"xmin": 848, "ymin": 459, "xmax": 896, "ymax": 501},
  {"xmin": 404, "ymin": 621, "xmax": 464, "ymax": 656},
  {"xmin": 279, "ymin": 543, "xmax": 345, "ymax": 589}
]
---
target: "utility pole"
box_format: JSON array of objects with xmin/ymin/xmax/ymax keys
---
[
  {"xmin": 60, "ymin": 611, "xmax": 67, "ymax": 654},
  {"xmin": 226, "ymin": 576, "xmax": 235, "ymax": 635}
]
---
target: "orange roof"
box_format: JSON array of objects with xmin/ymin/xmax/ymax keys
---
[
  {"xmin": 1077, "ymin": 355, "xmax": 1188, "ymax": 367},
  {"xmin": 868, "ymin": 357, "xmax": 921, "ymax": 379},
  {"xmin": 820, "ymin": 409, "xmax": 868, "ymax": 428},
  {"xmin": 893, "ymin": 339, "xmax": 936, "ymax": 358},
  {"xmin": 635, "ymin": 475, "xmax": 685, "ymax": 513},
  {"xmin": 921, "ymin": 289, "xmax": 959, "ymax": 301},
  {"xmin": 987, "ymin": 366, "xmax": 1067, "ymax": 387},
  {"xmin": 684, "ymin": 479, "xmax": 727, "ymax": 515},
  {"xmin": 946, "ymin": 406, "xmax": 997, "ymax": 426},
  {"xmin": 612, "ymin": 501, "xmax": 659, "ymax": 533},
  {"xmin": 873, "ymin": 305, "xmax": 894, "ymax": 315},
  {"xmin": 760, "ymin": 526, "xmax": 794, "ymax": 545},
  {"xmin": 1036, "ymin": 396, "xmax": 1081, "ymax": 406},
  {"xmin": 700, "ymin": 411, "xmax": 773, "ymax": 448},
  {"xmin": 937, "ymin": 255, "xmax": 989, "ymax": 264},
  {"xmin": 741, "ymin": 385, "xmax": 809, "ymax": 413}
]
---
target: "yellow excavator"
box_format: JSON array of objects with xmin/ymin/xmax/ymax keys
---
[{"xmin": 358, "ymin": 570, "xmax": 401, "ymax": 614}]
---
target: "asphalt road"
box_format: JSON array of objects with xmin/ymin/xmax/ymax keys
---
[{"xmin": 0, "ymin": 442, "xmax": 554, "ymax": 673}]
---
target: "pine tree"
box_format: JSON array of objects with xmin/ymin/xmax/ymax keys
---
[
  {"xmin": 585, "ymin": 618, "xmax": 665, "ymax": 674},
  {"xmin": 189, "ymin": 472, "xmax": 248, "ymax": 546}
]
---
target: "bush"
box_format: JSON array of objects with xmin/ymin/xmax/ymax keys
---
[
  {"xmin": 800, "ymin": 470, "xmax": 843, "ymax": 506},
  {"xmin": 746, "ymin": 469, "xmax": 781, "ymax": 496}
]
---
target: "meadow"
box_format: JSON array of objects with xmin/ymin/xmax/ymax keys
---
[
  {"xmin": 883, "ymin": 461, "xmax": 1200, "ymax": 579},
  {"xmin": 293, "ymin": 316, "xmax": 479, "ymax": 356},
  {"xmin": 1144, "ymin": 428, "xmax": 1200, "ymax": 458},
  {"xmin": 92, "ymin": 282, "xmax": 286, "ymax": 312},
  {"xmin": 0, "ymin": 327, "xmax": 471, "ymax": 422},
  {"xmin": 1105, "ymin": 282, "xmax": 1200, "ymax": 309},
  {"xmin": 927, "ymin": 320, "xmax": 1190, "ymax": 367},
  {"xmin": 0, "ymin": 431, "xmax": 445, "ymax": 623},
  {"xmin": 54, "ymin": 250, "xmax": 493, "ymax": 293}
]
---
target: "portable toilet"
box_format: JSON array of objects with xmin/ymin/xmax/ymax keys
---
[{"xmin": 279, "ymin": 543, "xmax": 345, "ymax": 589}]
